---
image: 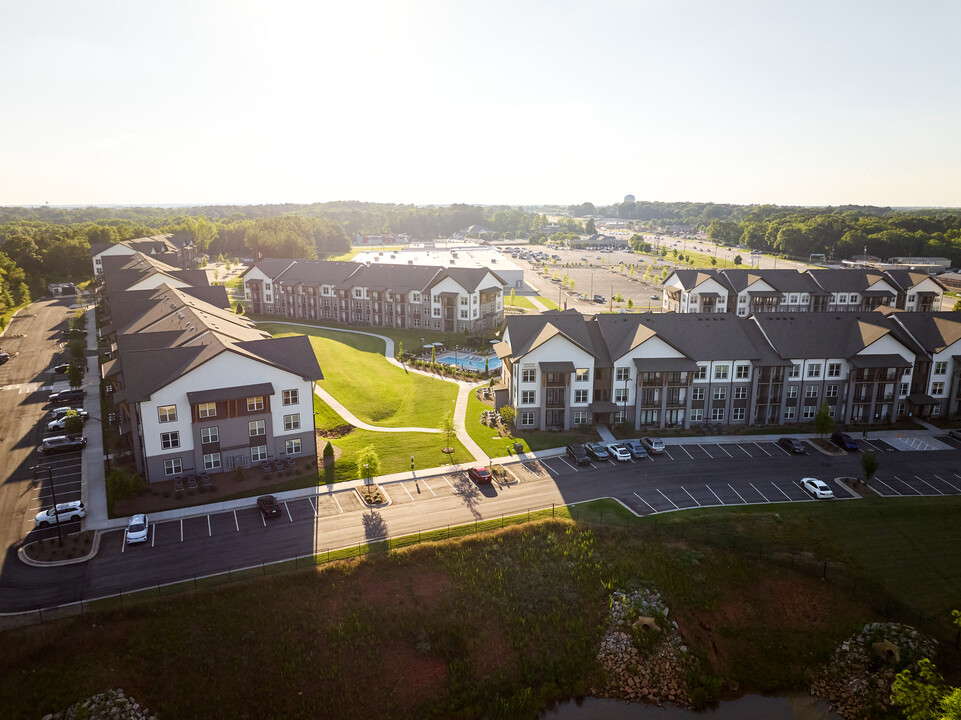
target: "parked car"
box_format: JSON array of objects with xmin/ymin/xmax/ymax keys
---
[
  {"xmin": 566, "ymin": 443, "xmax": 591, "ymax": 466},
  {"xmin": 623, "ymin": 440, "xmax": 649, "ymax": 459},
  {"xmin": 39, "ymin": 435, "xmax": 86, "ymax": 454},
  {"xmin": 257, "ymin": 495, "xmax": 283, "ymax": 519},
  {"xmin": 585, "ymin": 442, "xmax": 611, "ymax": 461},
  {"xmin": 641, "ymin": 437, "xmax": 666, "ymax": 454},
  {"xmin": 592, "ymin": 294, "xmax": 605, "ymax": 303},
  {"xmin": 607, "ymin": 444, "xmax": 631, "ymax": 462},
  {"xmin": 0, "ymin": 352, "xmax": 10, "ymax": 365},
  {"xmin": 47, "ymin": 411, "xmax": 89, "ymax": 431},
  {"xmin": 50, "ymin": 406, "xmax": 87, "ymax": 419},
  {"xmin": 53, "ymin": 363, "xmax": 71, "ymax": 373},
  {"xmin": 801, "ymin": 478, "xmax": 835, "ymax": 499},
  {"xmin": 649, "ymin": 294, "xmax": 659, "ymax": 300},
  {"xmin": 34, "ymin": 501, "xmax": 86, "ymax": 528},
  {"xmin": 48, "ymin": 388, "xmax": 86, "ymax": 404},
  {"xmin": 948, "ymin": 429, "xmax": 961, "ymax": 441},
  {"xmin": 125, "ymin": 514, "xmax": 149, "ymax": 544},
  {"xmin": 467, "ymin": 466, "xmax": 492, "ymax": 484},
  {"xmin": 778, "ymin": 437, "xmax": 807, "ymax": 454},
  {"xmin": 831, "ymin": 431, "xmax": 859, "ymax": 451}
]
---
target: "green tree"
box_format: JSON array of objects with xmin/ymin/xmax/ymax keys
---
[
  {"xmin": 585, "ymin": 217, "xmax": 596, "ymax": 234},
  {"xmin": 397, "ymin": 340, "xmax": 404, "ymax": 359},
  {"xmin": 499, "ymin": 405, "xmax": 516, "ymax": 426},
  {"xmin": 613, "ymin": 293, "xmax": 624, "ymax": 302},
  {"xmin": 891, "ymin": 658, "xmax": 951, "ymax": 720},
  {"xmin": 323, "ymin": 440, "xmax": 334, "ymax": 463},
  {"xmin": 861, "ymin": 450, "xmax": 879, "ymax": 483},
  {"xmin": 953, "ymin": 299, "xmax": 961, "ymax": 312},
  {"xmin": 63, "ymin": 409, "xmax": 84, "ymax": 435},
  {"xmin": 711, "ymin": 257, "xmax": 717, "ymax": 267},
  {"xmin": 627, "ymin": 297, "xmax": 633, "ymax": 309},
  {"xmin": 509, "ymin": 288, "xmax": 516, "ymax": 304},
  {"xmin": 733, "ymin": 254, "xmax": 743, "ymax": 267},
  {"xmin": 67, "ymin": 364, "xmax": 83, "ymax": 390},
  {"xmin": 356, "ymin": 445, "xmax": 381, "ymax": 485},
  {"xmin": 442, "ymin": 413, "xmax": 456, "ymax": 452},
  {"xmin": 813, "ymin": 402, "xmax": 834, "ymax": 436},
  {"xmin": 430, "ymin": 345, "xmax": 436, "ymax": 365}
]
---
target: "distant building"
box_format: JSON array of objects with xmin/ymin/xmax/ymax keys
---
[
  {"xmin": 354, "ymin": 233, "xmax": 411, "ymax": 246},
  {"xmin": 89, "ymin": 234, "xmax": 196, "ymax": 276},
  {"xmin": 47, "ymin": 282, "xmax": 76, "ymax": 298}
]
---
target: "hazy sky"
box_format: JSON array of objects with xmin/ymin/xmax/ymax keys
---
[{"xmin": 2, "ymin": 0, "xmax": 959, "ymax": 208}]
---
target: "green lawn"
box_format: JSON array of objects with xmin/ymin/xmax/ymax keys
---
[
  {"xmin": 504, "ymin": 294, "xmax": 535, "ymax": 309},
  {"xmin": 263, "ymin": 324, "xmax": 458, "ymax": 428},
  {"xmin": 535, "ymin": 296, "xmax": 559, "ymax": 310}
]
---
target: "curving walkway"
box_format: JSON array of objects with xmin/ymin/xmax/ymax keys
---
[{"xmin": 254, "ymin": 320, "xmax": 488, "ymax": 462}]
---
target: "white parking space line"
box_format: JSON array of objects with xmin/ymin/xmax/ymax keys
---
[
  {"xmin": 770, "ymin": 482, "xmax": 792, "ymax": 500},
  {"xmin": 307, "ymin": 498, "xmax": 317, "ymax": 516},
  {"xmin": 151, "ymin": 523, "xmax": 156, "ymax": 547},
  {"xmin": 863, "ymin": 439, "xmax": 887, "ymax": 452},
  {"xmin": 914, "ymin": 475, "xmax": 943, "ymax": 495},
  {"xmin": 589, "ymin": 462, "xmax": 599, "ymax": 468},
  {"xmin": 728, "ymin": 484, "xmax": 747, "ymax": 503},
  {"xmin": 754, "ymin": 442, "xmax": 772, "ymax": 457},
  {"xmin": 207, "ymin": 515, "xmax": 212, "ymax": 536},
  {"xmin": 633, "ymin": 492, "xmax": 658, "ymax": 513},
  {"xmin": 663, "ymin": 449, "xmax": 674, "ymax": 461},
  {"xmin": 285, "ymin": 502, "xmax": 293, "ymax": 522},
  {"xmin": 891, "ymin": 476, "xmax": 922, "ymax": 495},
  {"xmin": 750, "ymin": 483, "xmax": 771, "ymax": 502},
  {"xmin": 698, "ymin": 444, "xmax": 713, "ymax": 459},
  {"xmin": 678, "ymin": 445, "xmax": 693, "ymax": 460},
  {"xmin": 421, "ymin": 479, "xmax": 437, "ymax": 497},
  {"xmin": 737, "ymin": 444, "xmax": 752, "ymax": 457},
  {"xmin": 934, "ymin": 475, "xmax": 961, "ymax": 493},
  {"xmin": 873, "ymin": 477, "xmax": 900, "ymax": 495},
  {"xmin": 657, "ymin": 489, "xmax": 678, "ymax": 509},
  {"xmin": 121, "ymin": 534, "xmax": 126, "ymax": 553},
  {"xmin": 718, "ymin": 444, "xmax": 733, "ymax": 458},
  {"xmin": 400, "ymin": 483, "xmax": 414, "ymax": 501},
  {"xmin": 773, "ymin": 442, "xmax": 792, "ymax": 456},
  {"xmin": 181, "ymin": 518, "xmax": 185, "ymax": 540},
  {"xmin": 233, "ymin": 510, "xmax": 239, "ymax": 531},
  {"xmin": 445, "ymin": 478, "xmax": 459, "ymax": 494},
  {"xmin": 333, "ymin": 493, "xmax": 344, "ymax": 512},
  {"xmin": 706, "ymin": 485, "xmax": 725, "ymax": 505},
  {"xmin": 681, "ymin": 486, "xmax": 700, "ymax": 505},
  {"xmin": 558, "ymin": 457, "xmax": 578, "ymax": 472},
  {"xmin": 261, "ymin": 511, "xmax": 266, "ymax": 527}
]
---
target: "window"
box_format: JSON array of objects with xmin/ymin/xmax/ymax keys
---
[
  {"xmin": 690, "ymin": 408, "xmax": 703, "ymax": 422},
  {"xmin": 828, "ymin": 405, "xmax": 836, "ymax": 417},
  {"xmin": 615, "ymin": 367, "xmax": 630, "ymax": 382},
  {"xmin": 907, "ymin": 294, "xmax": 916, "ymax": 303},
  {"xmin": 163, "ymin": 458, "xmax": 183, "ymax": 476},
  {"xmin": 249, "ymin": 419, "xmax": 266, "ymax": 437},
  {"xmin": 521, "ymin": 366, "xmax": 536, "ymax": 383},
  {"xmin": 735, "ymin": 365, "xmax": 750, "ymax": 380},
  {"xmin": 160, "ymin": 431, "xmax": 180, "ymax": 450},
  {"xmin": 614, "ymin": 410, "xmax": 627, "ymax": 424},
  {"xmin": 460, "ymin": 309, "xmax": 468, "ymax": 319},
  {"xmin": 283, "ymin": 389, "xmax": 299, "ymax": 405},
  {"xmin": 247, "ymin": 396, "xmax": 265, "ymax": 411},
  {"xmin": 574, "ymin": 389, "xmax": 589, "ymax": 403},
  {"xmin": 520, "ymin": 412, "xmax": 535, "ymax": 426},
  {"xmin": 689, "ymin": 294, "xmax": 697, "ymax": 303},
  {"xmin": 714, "ymin": 365, "xmax": 729, "ymax": 380},
  {"xmin": 285, "ymin": 438, "xmax": 302, "ymax": 455},
  {"xmin": 433, "ymin": 307, "xmax": 441, "ymax": 317},
  {"xmin": 614, "ymin": 388, "xmax": 628, "ymax": 403},
  {"xmin": 353, "ymin": 288, "xmax": 363, "ymax": 298},
  {"xmin": 934, "ymin": 361, "xmax": 947, "ymax": 375},
  {"xmin": 460, "ymin": 296, "xmax": 467, "ymax": 305},
  {"xmin": 412, "ymin": 292, "xmax": 421, "ymax": 303},
  {"xmin": 198, "ymin": 402, "xmax": 216, "ymax": 418},
  {"xmin": 694, "ymin": 366, "xmax": 707, "ymax": 380},
  {"xmin": 713, "ymin": 387, "xmax": 726, "ymax": 400},
  {"xmin": 203, "ymin": 453, "xmax": 221, "ymax": 471},
  {"xmin": 838, "ymin": 294, "xmax": 847, "ymax": 303},
  {"xmin": 900, "ymin": 382, "xmax": 909, "ymax": 396},
  {"xmin": 789, "ymin": 363, "xmax": 801, "ymax": 378},
  {"xmin": 575, "ymin": 368, "xmax": 590, "ymax": 382},
  {"xmin": 789, "ymin": 294, "xmax": 798, "ymax": 304},
  {"xmin": 825, "ymin": 385, "xmax": 838, "ymax": 398},
  {"xmin": 827, "ymin": 363, "xmax": 842, "ymax": 378},
  {"xmin": 284, "ymin": 413, "xmax": 300, "ymax": 431},
  {"xmin": 932, "ymin": 404, "xmax": 941, "ymax": 416},
  {"xmin": 784, "ymin": 406, "xmax": 796, "ymax": 420},
  {"xmin": 732, "ymin": 408, "xmax": 745, "ymax": 421},
  {"xmin": 691, "ymin": 388, "xmax": 704, "ymax": 401},
  {"xmin": 711, "ymin": 408, "xmax": 724, "ymax": 421},
  {"xmin": 734, "ymin": 386, "xmax": 747, "ymax": 400},
  {"xmin": 803, "ymin": 405, "xmax": 816, "ymax": 419},
  {"xmin": 807, "ymin": 364, "xmax": 821, "ymax": 378},
  {"xmin": 200, "ymin": 426, "xmax": 219, "ymax": 444},
  {"xmin": 521, "ymin": 390, "xmax": 536, "ymax": 404},
  {"xmin": 787, "ymin": 385, "xmax": 798, "ymax": 398},
  {"xmin": 932, "ymin": 382, "xmax": 945, "ymax": 395},
  {"xmin": 805, "ymin": 385, "xmax": 819, "ymax": 398},
  {"xmin": 251, "ymin": 445, "xmax": 268, "ymax": 462},
  {"xmin": 158, "ymin": 405, "xmax": 177, "ymax": 423},
  {"xmin": 573, "ymin": 410, "xmax": 588, "ymax": 425}
]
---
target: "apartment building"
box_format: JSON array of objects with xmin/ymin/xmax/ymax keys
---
[
  {"xmin": 661, "ymin": 268, "xmax": 944, "ymax": 315},
  {"xmin": 496, "ymin": 309, "xmax": 961, "ymax": 431},
  {"xmin": 98, "ymin": 254, "xmax": 323, "ymax": 483},
  {"xmin": 90, "ymin": 233, "xmax": 196, "ymax": 276},
  {"xmin": 242, "ymin": 259, "xmax": 505, "ymax": 334}
]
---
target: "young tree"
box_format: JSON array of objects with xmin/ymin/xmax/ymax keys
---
[
  {"xmin": 733, "ymin": 254, "xmax": 743, "ymax": 267},
  {"xmin": 861, "ymin": 450, "xmax": 879, "ymax": 483},
  {"xmin": 813, "ymin": 402, "xmax": 835, "ymax": 437},
  {"xmin": 627, "ymin": 297, "xmax": 634, "ymax": 309},
  {"xmin": 67, "ymin": 364, "xmax": 83, "ymax": 390},
  {"xmin": 430, "ymin": 345, "xmax": 436, "ymax": 365},
  {"xmin": 509, "ymin": 288, "xmax": 516, "ymax": 304},
  {"xmin": 356, "ymin": 445, "xmax": 381, "ymax": 485},
  {"xmin": 711, "ymin": 257, "xmax": 717, "ymax": 267},
  {"xmin": 63, "ymin": 409, "xmax": 84, "ymax": 436},
  {"xmin": 442, "ymin": 413, "xmax": 456, "ymax": 453},
  {"xmin": 397, "ymin": 340, "xmax": 404, "ymax": 360},
  {"xmin": 499, "ymin": 405, "xmax": 516, "ymax": 427},
  {"xmin": 323, "ymin": 440, "xmax": 334, "ymax": 463}
]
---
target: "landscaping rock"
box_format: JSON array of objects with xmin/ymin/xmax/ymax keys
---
[{"xmin": 46, "ymin": 689, "xmax": 154, "ymax": 719}]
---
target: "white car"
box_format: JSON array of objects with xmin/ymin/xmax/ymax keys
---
[
  {"xmin": 607, "ymin": 444, "xmax": 631, "ymax": 462},
  {"xmin": 50, "ymin": 406, "xmax": 86, "ymax": 419},
  {"xmin": 641, "ymin": 437, "xmax": 666, "ymax": 454},
  {"xmin": 801, "ymin": 478, "xmax": 835, "ymax": 500},
  {"xmin": 125, "ymin": 514, "xmax": 149, "ymax": 544},
  {"xmin": 34, "ymin": 501, "xmax": 86, "ymax": 528},
  {"xmin": 47, "ymin": 410, "xmax": 89, "ymax": 431}
]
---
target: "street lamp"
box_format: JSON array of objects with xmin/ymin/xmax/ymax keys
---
[{"xmin": 31, "ymin": 464, "xmax": 63, "ymax": 547}]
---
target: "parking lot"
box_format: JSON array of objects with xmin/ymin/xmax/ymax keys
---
[{"xmin": 28, "ymin": 450, "xmax": 85, "ymax": 541}]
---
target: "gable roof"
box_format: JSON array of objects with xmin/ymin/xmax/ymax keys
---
[{"xmin": 891, "ymin": 312, "xmax": 961, "ymax": 354}]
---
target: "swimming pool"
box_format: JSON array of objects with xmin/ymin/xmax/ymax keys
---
[{"xmin": 437, "ymin": 353, "xmax": 501, "ymax": 371}]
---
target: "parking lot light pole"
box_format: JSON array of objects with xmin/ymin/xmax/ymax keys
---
[{"xmin": 31, "ymin": 464, "xmax": 62, "ymax": 547}]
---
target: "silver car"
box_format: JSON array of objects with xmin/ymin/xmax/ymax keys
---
[{"xmin": 641, "ymin": 437, "xmax": 666, "ymax": 454}]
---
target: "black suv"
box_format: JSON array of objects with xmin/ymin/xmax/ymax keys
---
[
  {"xmin": 565, "ymin": 443, "xmax": 591, "ymax": 466},
  {"xmin": 778, "ymin": 437, "xmax": 807, "ymax": 454},
  {"xmin": 831, "ymin": 431, "xmax": 859, "ymax": 451}
]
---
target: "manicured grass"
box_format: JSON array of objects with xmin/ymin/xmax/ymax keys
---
[
  {"xmin": 263, "ymin": 324, "xmax": 458, "ymax": 428},
  {"xmin": 535, "ymin": 296, "xmax": 560, "ymax": 310},
  {"xmin": 504, "ymin": 294, "xmax": 535, "ymax": 309}
]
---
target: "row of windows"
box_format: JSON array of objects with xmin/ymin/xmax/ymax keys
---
[
  {"xmin": 157, "ymin": 389, "xmax": 300, "ymax": 423},
  {"xmin": 162, "ymin": 439, "xmax": 303, "ymax": 476},
  {"xmin": 161, "ymin": 415, "xmax": 301, "ymax": 450}
]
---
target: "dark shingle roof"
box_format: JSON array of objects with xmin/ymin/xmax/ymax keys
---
[{"xmin": 891, "ymin": 312, "xmax": 961, "ymax": 354}]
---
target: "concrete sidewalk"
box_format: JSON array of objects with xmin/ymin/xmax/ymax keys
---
[{"xmin": 81, "ymin": 304, "xmax": 108, "ymax": 527}]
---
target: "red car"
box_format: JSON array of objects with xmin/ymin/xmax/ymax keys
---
[{"xmin": 467, "ymin": 467, "xmax": 492, "ymax": 484}]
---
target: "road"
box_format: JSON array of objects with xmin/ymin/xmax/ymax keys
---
[{"xmin": 2, "ymin": 431, "xmax": 959, "ymax": 614}]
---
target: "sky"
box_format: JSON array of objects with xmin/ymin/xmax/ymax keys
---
[{"xmin": 1, "ymin": 0, "xmax": 959, "ymax": 208}]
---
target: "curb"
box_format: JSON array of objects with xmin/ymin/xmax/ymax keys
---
[{"xmin": 18, "ymin": 531, "xmax": 102, "ymax": 568}]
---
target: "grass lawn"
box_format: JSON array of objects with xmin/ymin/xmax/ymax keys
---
[
  {"xmin": 504, "ymin": 294, "xmax": 535, "ymax": 309},
  {"xmin": 535, "ymin": 296, "xmax": 560, "ymax": 310},
  {"xmin": 263, "ymin": 324, "xmax": 458, "ymax": 428}
]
